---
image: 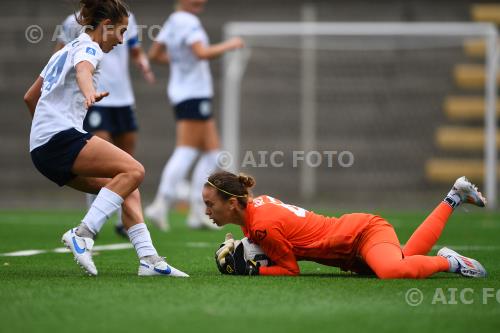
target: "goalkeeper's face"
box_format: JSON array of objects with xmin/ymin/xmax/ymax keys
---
[{"xmin": 202, "ymin": 186, "xmax": 241, "ymax": 227}]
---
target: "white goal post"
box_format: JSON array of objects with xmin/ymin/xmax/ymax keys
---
[{"xmin": 221, "ymin": 22, "xmax": 499, "ymax": 209}]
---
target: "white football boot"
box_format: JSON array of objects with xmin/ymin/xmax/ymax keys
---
[
  {"xmin": 144, "ymin": 198, "xmax": 170, "ymax": 232},
  {"xmin": 452, "ymin": 176, "xmax": 487, "ymax": 207},
  {"xmin": 437, "ymin": 247, "xmax": 487, "ymax": 278},
  {"xmin": 61, "ymin": 228, "xmax": 97, "ymax": 276},
  {"xmin": 138, "ymin": 258, "xmax": 189, "ymax": 277}
]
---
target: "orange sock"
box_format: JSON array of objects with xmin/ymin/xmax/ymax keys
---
[
  {"xmin": 364, "ymin": 243, "xmax": 450, "ymax": 279},
  {"xmin": 402, "ymin": 202, "xmax": 453, "ymax": 257}
]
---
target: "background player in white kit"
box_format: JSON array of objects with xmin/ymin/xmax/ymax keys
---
[
  {"xmin": 54, "ymin": 7, "xmax": 155, "ymax": 238},
  {"xmin": 146, "ymin": 0, "xmax": 244, "ymax": 231},
  {"xmin": 23, "ymin": 0, "xmax": 187, "ymax": 277}
]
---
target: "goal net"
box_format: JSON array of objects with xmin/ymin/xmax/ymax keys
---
[{"xmin": 220, "ymin": 22, "xmax": 498, "ymax": 210}]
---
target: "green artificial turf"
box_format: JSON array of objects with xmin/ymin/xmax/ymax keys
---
[{"xmin": 0, "ymin": 209, "xmax": 499, "ymax": 333}]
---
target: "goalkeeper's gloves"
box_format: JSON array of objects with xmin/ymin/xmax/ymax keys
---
[
  {"xmin": 215, "ymin": 237, "xmax": 260, "ymax": 276},
  {"xmin": 215, "ymin": 232, "xmax": 236, "ymax": 264},
  {"xmin": 215, "ymin": 233, "xmax": 238, "ymax": 275},
  {"xmin": 246, "ymin": 260, "xmax": 260, "ymax": 276}
]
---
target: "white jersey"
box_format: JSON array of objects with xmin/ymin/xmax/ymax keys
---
[
  {"xmin": 30, "ymin": 33, "xmax": 103, "ymax": 151},
  {"xmin": 57, "ymin": 13, "xmax": 140, "ymax": 107},
  {"xmin": 155, "ymin": 11, "xmax": 213, "ymax": 105}
]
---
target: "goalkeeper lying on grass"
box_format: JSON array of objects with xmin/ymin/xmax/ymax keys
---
[{"xmin": 203, "ymin": 171, "xmax": 487, "ymax": 278}]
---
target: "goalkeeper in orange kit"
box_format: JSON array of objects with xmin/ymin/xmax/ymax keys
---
[{"xmin": 202, "ymin": 171, "xmax": 487, "ymax": 278}]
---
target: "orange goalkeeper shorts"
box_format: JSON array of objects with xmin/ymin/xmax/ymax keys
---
[{"xmin": 357, "ymin": 216, "xmax": 403, "ymax": 260}]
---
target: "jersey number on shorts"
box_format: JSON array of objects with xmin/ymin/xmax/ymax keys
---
[{"xmin": 44, "ymin": 51, "xmax": 68, "ymax": 91}]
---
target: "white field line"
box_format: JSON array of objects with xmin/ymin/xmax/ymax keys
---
[
  {"xmin": 0, "ymin": 242, "xmax": 498, "ymax": 257},
  {"xmin": 185, "ymin": 242, "xmax": 213, "ymax": 248},
  {"xmin": 0, "ymin": 243, "xmax": 133, "ymax": 257},
  {"xmin": 0, "ymin": 242, "xmax": 215, "ymax": 257}
]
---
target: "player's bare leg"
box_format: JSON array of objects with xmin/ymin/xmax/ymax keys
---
[
  {"xmin": 113, "ymin": 131, "xmax": 136, "ymax": 156},
  {"xmin": 111, "ymin": 131, "xmax": 137, "ymax": 237},
  {"xmin": 65, "ymin": 172, "xmax": 188, "ymax": 277},
  {"xmin": 61, "ymin": 136, "xmax": 141, "ymax": 276},
  {"xmin": 83, "ymin": 130, "xmax": 129, "ymax": 237}
]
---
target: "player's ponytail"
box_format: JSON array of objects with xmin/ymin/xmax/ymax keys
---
[
  {"xmin": 206, "ymin": 171, "xmax": 255, "ymax": 208},
  {"xmin": 238, "ymin": 173, "xmax": 256, "ymax": 189},
  {"xmin": 77, "ymin": 0, "xmax": 129, "ymax": 30}
]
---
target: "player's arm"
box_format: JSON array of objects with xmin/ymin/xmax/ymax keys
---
[
  {"xmin": 258, "ymin": 252, "xmax": 300, "ymax": 276},
  {"xmin": 75, "ymin": 61, "xmax": 108, "ymax": 109},
  {"xmin": 191, "ymin": 37, "xmax": 244, "ymax": 60},
  {"xmin": 126, "ymin": 17, "xmax": 156, "ymax": 84},
  {"xmin": 130, "ymin": 46, "xmax": 155, "ymax": 84},
  {"xmin": 257, "ymin": 231, "xmax": 300, "ymax": 276},
  {"xmin": 23, "ymin": 76, "xmax": 44, "ymax": 118},
  {"xmin": 148, "ymin": 41, "xmax": 169, "ymax": 65}
]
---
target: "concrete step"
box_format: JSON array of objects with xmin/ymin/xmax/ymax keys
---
[
  {"xmin": 454, "ymin": 64, "xmax": 500, "ymax": 89},
  {"xmin": 425, "ymin": 158, "xmax": 498, "ymax": 183},
  {"xmin": 444, "ymin": 95, "xmax": 500, "ymax": 120},
  {"xmin": 464, "ymin": 39, "xmax": 486, "ymax": 58},
  {"xmin": 462, "ymin": 38, "xmax": 500, "ymax": 58},
  {"xmin": 436, "ymin": 126, "xmax": 500, "ymax": 151},
  {"xmin": 471, "ymin": 4, "xmax": 500, "ymax": 24}
]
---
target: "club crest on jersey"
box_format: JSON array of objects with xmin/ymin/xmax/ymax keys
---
[
  {"xmin": 254, "ymin": 229, "xmax": 267, "ymax": 241},
  {"xmin": 86, "ymin": 47, "xmax": 96, "ymax": 56}
]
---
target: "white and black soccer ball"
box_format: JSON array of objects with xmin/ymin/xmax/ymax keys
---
[{"xmin": 241, "ymin": 237, "xmax": 273, "ymax": 267}]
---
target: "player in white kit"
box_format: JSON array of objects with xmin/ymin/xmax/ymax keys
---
[
  {"xmin": 54, "ymin": 9, "xmax": 155, "ymax": 238},
  {"xmin": 23, "ymin": 0, "xmax": 188, "ymax": 277},
  {"xmin": 146, "ymin": 0, "xmax": 244, "ymax": 231}
]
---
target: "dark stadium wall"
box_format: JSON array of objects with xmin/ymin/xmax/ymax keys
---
[{"xmin": 0, "ymin": 0, "xmax": 495, "ymax": 208}]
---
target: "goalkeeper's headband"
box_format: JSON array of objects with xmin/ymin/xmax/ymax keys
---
[{"xmin": 207, "ymin": 180, "xmax": 247, "ymax": 198}]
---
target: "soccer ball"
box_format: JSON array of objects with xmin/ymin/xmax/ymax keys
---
[
  {"xmin": 215, "ymin": 234, "xmax": 274, "ymax": 275},
  {"xmin": 241, "ymin": 237, "xmax": 273, "ymax": 267}
]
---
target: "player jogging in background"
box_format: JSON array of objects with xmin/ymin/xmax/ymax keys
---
[
  {"xmin": 23, "ymin": 0, "xmax": 188, "ymax": 277},
  {"xmin": 146, "ymin": 0, "xmax": 244, "ymax": 231},
  {"xmin": 203, "ymin": 171, "xmax": 487, "ymax": 278},
  {"xmin": 54, "ymin": 6, "xmax": 155, "ymax": 238}
]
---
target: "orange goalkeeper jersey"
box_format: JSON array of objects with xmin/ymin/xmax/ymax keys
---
[{"xmin": 241, "ymin": 195, "xmax": 378, "ymax": 276}]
